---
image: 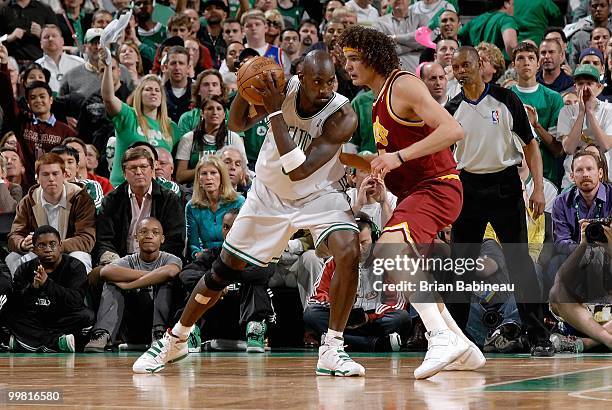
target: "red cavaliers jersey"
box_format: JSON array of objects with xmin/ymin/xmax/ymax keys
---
[{"xmin": 372, "ymin": 70, "xmax": 458, "ymax": 199}]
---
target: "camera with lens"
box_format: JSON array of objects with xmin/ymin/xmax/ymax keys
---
[{"xmin": 584, "ymin": 217, "xmax": 612, "ymax": 243}]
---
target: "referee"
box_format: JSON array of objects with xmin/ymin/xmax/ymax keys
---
[{"xmin": 445, "ymin": 46, "xmax": 553, "ymax": 356}]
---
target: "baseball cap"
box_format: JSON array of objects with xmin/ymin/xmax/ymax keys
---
[
  {"xmin": 579, "ymin": 47, "xmax": 604, "ymax": 64},
  {"xmin": 573, "ymin": 64, "xmax": 601, "ymax": 81},
  {"xmin": 84, "ymin": 28, "xmax": 104, "ymax": 43},
  {"xmin": 202, "ymin": 0, "xmax": 230, "ymax": 14}
]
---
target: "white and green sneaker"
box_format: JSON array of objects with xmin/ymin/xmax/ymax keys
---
[
  {"xmin": 58, "ymin": 334, "xmax": 75, "ymax": 353},
  {"xmin": 246, "ymin": 321, "xmax": 267, "ymax": 353},
  {"xmin": 316, "ymin": 342, "xmax": 365, "ymax": 377},
  {"xmin": 188, "ymin": 326, "xmax": 201, "ymax": 353},
  {"xmin": 132, "ymin": 330, "xmax": 188, "ymax": 374}
]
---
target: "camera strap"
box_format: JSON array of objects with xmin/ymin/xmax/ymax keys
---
[{"xmin": 575, "ymin": 199, "xmax": 603, "ymax": 224}]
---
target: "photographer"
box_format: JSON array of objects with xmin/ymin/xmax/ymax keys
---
[
  {"xmin": 549, "ymin": 218, "xmax": 612, "ymax": 352},
  {"xmin": 550, "ymin": 151, "xmax": 612, "ymax": 291}
]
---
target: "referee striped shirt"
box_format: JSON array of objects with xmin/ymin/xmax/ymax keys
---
[{"xmin": 446, "ymin": 83, "xmax": 535, "ymax": 174}]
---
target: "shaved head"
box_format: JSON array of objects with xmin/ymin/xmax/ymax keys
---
[{"xmin": 303, "ymin": 50, "xmax": 335, "ymax": 77}]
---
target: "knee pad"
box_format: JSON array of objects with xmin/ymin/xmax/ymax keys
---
[{"xmin": 205, "ymin": 259, "xmax": 242, "ymax": 291}]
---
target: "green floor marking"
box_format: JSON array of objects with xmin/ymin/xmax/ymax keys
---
[{"xmin": 484, "ymin": 366, "xmax": 612, "ymax": 392}]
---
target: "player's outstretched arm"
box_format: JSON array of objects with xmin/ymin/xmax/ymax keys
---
[{"xmin": 227, "ymin": 92, "xmax": 269, "ymax": 132}]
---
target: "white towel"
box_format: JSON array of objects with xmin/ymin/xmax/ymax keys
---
[{"xmin": 100, "ymin": 6, "xmax": 133, "ymax": 66}]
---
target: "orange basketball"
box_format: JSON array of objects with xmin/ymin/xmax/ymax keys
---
[{"xmin": 237, "ymin": 56, "xmax": 285, "ymax": 105}]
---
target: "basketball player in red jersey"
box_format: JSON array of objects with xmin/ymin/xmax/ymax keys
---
[{"xmin": 338, "ymin": 25, "xmax": 486, "ymax": 379}]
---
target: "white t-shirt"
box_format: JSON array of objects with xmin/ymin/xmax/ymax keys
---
[
  {"xmin": 346, "ymin": 0, "xmax": 380, "ymax": 25},
  {"xmin": 346, "ymin": 188, "xmax": 398, "ymax": 230},
  {"xmin": 556, "ymin": 100, "xmax": 612, "ymax": 188},
  {"xmin": 176, "ymin": 130, "xmax": 246, "ymax": 164}
]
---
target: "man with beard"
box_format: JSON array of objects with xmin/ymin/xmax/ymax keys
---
[
  {"xmin": 298, "ymin": 20, "xmax": 319, "ymax": 56},
  {"xmin": 557, "ymin": 64, "xmax": 612, "ymax": 188},
  {"xmin": 134, "ymin": 0, "xmax": 167, "ymax": 68},
  {"xmin": 200, "ymin": 0, "xmax": 229, "ymax": 69}
]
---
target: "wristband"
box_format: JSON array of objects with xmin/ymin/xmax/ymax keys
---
[
  {"xmin": 268, "ymin": 110, "xmax": 283, "ymax": 119},
  {"xmin": 280, "ymin": 147, "xmax": 306, "ymax": 173},
  {"xmin": 396, "ymin": 151, "xmax": 405, "ymax": 164}
]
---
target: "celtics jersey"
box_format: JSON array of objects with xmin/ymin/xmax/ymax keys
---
[{"xmin": 255, "ymin": 76, "xmax": 349, "ymax": 200}]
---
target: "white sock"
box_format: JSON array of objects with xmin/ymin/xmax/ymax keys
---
[
  {"xmin": 411, "ymin": 303, "xmax": 448, "ymax": 333},
  {"xmin": 441, "ymin": 307, "xmax": 471, "ymax": 344},
  {"xmin": 171, "ymin": 322, "xmax": 194, "ymax": 340},
  {"xmin": 324, "ymin": 329, "xmax": 344, "ymax": 346}
]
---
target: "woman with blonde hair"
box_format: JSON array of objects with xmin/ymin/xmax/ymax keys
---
[
  {"xmin": 185, "ymin": 156, "xmax": 244, "ymax": 260},
  {"xmin": 476, "ymin": 42, "xmax": 506, "ymax": 83},
  {"xmin": 264, "ymin": 9, "xmax": 285, "ymax": 46},
  {"xmin": 100, "ymin": 50, "xmax": 181, "ymax": 187},
  {"xmin": 119, "ymin": 42, "xmax": 144, "ymax": 86}
]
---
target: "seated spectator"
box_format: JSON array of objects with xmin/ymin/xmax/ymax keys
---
[
  {"xmin": 348, "ymin": 167, "xmax": 397, "ymax": 230},
  {"xmin": 5, "ymin": 225, "xmax": 93, "ymax": 353},
  {"xmin": 50, "ymin": 145, "xmax": 104, "ymax": 211},
  {"xmin": 176, "ymin": 95, "xmax": 245, "ymax": 184},
  {"xmin": 163, "ymin": 46, "xmax": 193, "ymax": 123},
  {"xmin": 177, "ymin": 69, "xmax": 226, "ymax": 137},
  {"xmin": 56, "ymin": 0, "xmax": 92, "ymax": 49},
  {"xmin": 549, "ymin": 223, "xmax": 612, "ymax": 352},
  {"xmin": 199, "ymin": 0, "xmax": 229, "ymax": 69},
  {"xmin": 35, "ymin": 24, "xmax": 85, "ymax": 95},
  {"xmin": 458, "ymin": 0, "xmax": 518, "ymax": 62},
  {"xmin": 345, "ymin": 0, "xmax": 379, "ymax": 26},
  {"xmin": 100, "ymin": 48, "xmax": 181, "ymax": 188},
  {"xmin": 64, "ymin": 138, "xmax": 113, "ymax": 194},
  {"xmin": 590, "ymin": 26, "xmax": 610, "ymax": 55},
  {"xmin": 476, "ymin": 42, "xmax": 506, "ymax": 84},
  {"xmin": 155, "ymin": 147, "xmax": 176, "ymax": 182},
  {"xmin": 6, "ymin": 153, "xmax": 96, "ymax": 274},
  {"xmin": 347, "ymin": 90, "xmax": 376, "ymax": 154},
  {"xmin": 0, "ymin": 155, "xmax": 22, "ymax": 212},
  {"xmin": 0, "ymin": 0, "xmax": 59, "ymax": 63},
  {"xmin": 0, "ymin": 148, "xmax": 28, "ymax": 193},
  {"xmin": 185, "ymin": 156, "xmax": 244, "ymax": 260},
  {"xmin": 77, "ymin": 53, "xmax": 131, "ymax": 180},
  {"xmin": 118, "ymin": 42, "xmax": 144, "ymax": 86},
  {"xmin": 510, "ymin": 42, "xmax": 565, "ymax": 187},
  {"xmin": 537, "ymin": 38, "xmax": 575, "ymax": 94},
  {"xmin": 374, "ymin": 0, "xmax": 428, "ymax": 73},
  {"xmin": 242, "ymin": 9, "xmax": 292, "ymax": 73},
  {"xmin": 265, "ymin": 9, "xmax": 285, "ymax": 46},
  {"xmin": 127, "ymin": 141, "xmax": 181, "ymax": 197},
  {"xmin": 218, "ymin": 146, "xmax": 251, "ymax": 196},
  {"xmin": 420, "ymin": 62, "xmax": 449, "ymax": 105},
  {"xmin": 219, "ymin": 41, "xmax": 245, "ymax": 81},
  {"xmin": 94, "ymin": 147, "xmax": 185, "ymax": 267},
  {"xmin": 179, "ymin": 207, "xmax": 276, "ymax": 353},
  {"xmin": 564, "ymin": 0, "xmax": 612, "ymax": 66},
  {"xmin": 0, "ymin": 64, "xmax": 76, "ymax": 182},
  {"xmin": 85, "ymin": 217, "xmax": 185, "ymax": 352},
  {"xmin": 557, "ymin": 64, "xmax": 612, "ymax": 188},
  {"xmin": 298, "ymin": 19, "xmax": 319, "ymax": 56},
  {"xmin": 279, "ymin": 29, "xmax": 300, "ymax": 65},
  {"xmin": 304, "ymin": 212, "xmax": 409, "ymax": 352},
  {"xmin": 60, "ymin": 28, "xmax": 133, "ymax": 99}
]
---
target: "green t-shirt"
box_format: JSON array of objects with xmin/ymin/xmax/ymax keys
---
[
  {"xmin": 178, "ymin": 108, "xmax": 202, "ymax": 139},
  {"xmin": 138, "ymin": 24, "xmax": 167, "ymax": 63},
  {"xmin": 458, "ymin": 11, "xmax": 518, "ymax": 61},
  {"xmin": 349, "ymin": 90, "xmax": 376, "ymax": 154},
  {"xmin": 110, "ymin": 102, "xmax": 180, "ymax": 187},
  {"xmin": 243, "ymin": 120, "xmax": 269, "ymax": 164},
  {"xmin": 278, "ymin": 4, "xmax": 305, "ymax": 29},
  {"xmin": 510, "ymin": 84, "xmax": 564, "ymax": 187},
  {"xmin": 514, "ymin": 0, "xmax": 563, "ymax": 45}
]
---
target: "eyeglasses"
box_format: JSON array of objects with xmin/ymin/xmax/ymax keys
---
[
  {"xmin": 35, "ymin": 241, "xmax": 58, "ymax": 250},
  {"xmin": 125, "ymin": 164, "xmax": 151, "ymax": 174},
  {"xmin": 267, "ymin": 20, "xmax": 282, "ymax": 28}
]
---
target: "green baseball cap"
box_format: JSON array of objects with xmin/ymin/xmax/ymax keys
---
[{"xmin": 573, "ymin": 64, "xmax": 601, "ymax": 81}]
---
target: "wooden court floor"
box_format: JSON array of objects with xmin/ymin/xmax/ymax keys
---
[{"xmin": 1, "ymin": 351, "xmax": 612, "ymax": 409}]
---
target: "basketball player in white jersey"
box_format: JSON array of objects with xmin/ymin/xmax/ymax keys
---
[{"xmin": 133, "ymin": 50, "xmax": 366, "ymax": 377}]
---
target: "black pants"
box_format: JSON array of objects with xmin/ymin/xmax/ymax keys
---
[
  {"xmin": 8, "ymin": 308, "xmax": 94, "ymax": 352},
  {"xmin": 451, "ymin": 167, "xmax": 548, "ymax": 340},
  {"xmin": 94, "ymin": 281, "xmax": 178, "ymax": 344},
  {"xmin": 179, "ymin": 263, "xmax": 276, "ymax": 327}
]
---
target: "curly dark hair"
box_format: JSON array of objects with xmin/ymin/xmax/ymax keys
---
[{"xmin": 337, "ymin": 25, "xmax": 400, "ymax": 78}]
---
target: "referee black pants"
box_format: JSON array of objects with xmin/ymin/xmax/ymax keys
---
[{"xmin": 451, "ymin": 166, "xmax": 548, "ymax": 341}]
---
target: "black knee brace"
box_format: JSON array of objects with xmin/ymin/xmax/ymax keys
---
[{"xmin": 204, "ymin": 259, "xmax": 242, "ymax": 291}]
